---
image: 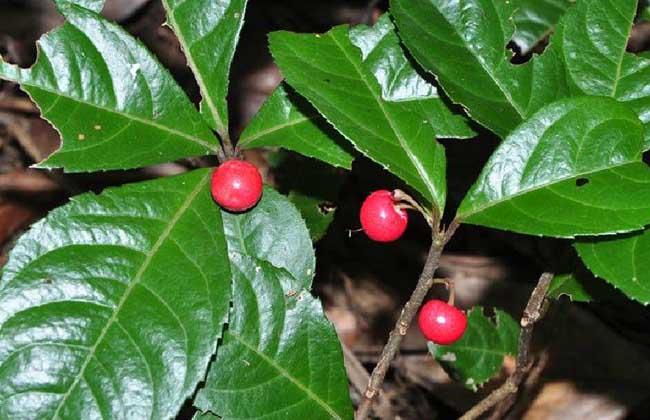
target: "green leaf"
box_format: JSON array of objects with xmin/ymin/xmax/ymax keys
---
[
  {"xmin": 435, "ymin": 308, "xmax": 519, "ymax": 391},
  {"xmin": 222, "ymin": 187, "xmax": 316, "ymax": 288},
  {"xmin": 56, "ymin": 0, "xmax": 105, "ymax": 12},
  {"xmin": 556, "ymin": 0, "xmax": 650, "ymax": 147},
  {"xmin": 161, "ymin": 0, "xmax": 246, "ymax": 136},
  {"xmin": 457, "ymin": 96, "xmax": 650, "ymax": 238},
  {"xmin": 270, "ymin": 25, "xmax": 448, "ymax": 210},
  {"xmin": 348, "ymin": 14, "xmax": 475, "ymax": 139},
  {"xmin": 512, "ymin": 0, "xmax": 573, "ymax": 54},
  {"xmin": 238, "ymin": 84, "xmax": 355, "ymax": 169},
  {"xmin": 576, "ymin": 229, "xmax": 650, "ymax": 304},
  {"xmin": 391, "ymin": 0, "xmax": 568, "ymax": 138},
  {"xmin": 195, "ymin": 257, "xmax": 352, "ymax": 420},
  {"xmin": 269, "ymin": 151, "xmax": 344, "ymax": 242},
  {"xmin": 547, "ymin": 273, "xmax": 593, "ymax": 302},
  {"xmin": 288, "ymin": 192, "xmax": 336, "ymax": 242},
  {"xmin": 195, "ymin": 190, "xmax": 353, "ymax": 419},
  {"xmin": 0, "ymin": 3, "xmax": 218, "ymax": 172},
  {"xmin": 0, "ymin": 169, "xmax": 231, "ymax": 419}
]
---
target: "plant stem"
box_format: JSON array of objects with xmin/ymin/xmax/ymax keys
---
[
  {"xmin": 459, "ymin": 272, "xmax": 553, "ymax": 420},
  {"xmin": 220, "ymin": 131, "xmax": 235, "ymax": 159},
  {"xmin": 355, "ymin": 223, "xmax": 447, "ymax": 420}
]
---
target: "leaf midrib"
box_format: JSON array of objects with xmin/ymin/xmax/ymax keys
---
[
  {"xmin": 228, "ymin": 331, "xmax": 343, "ymax": 419},
  {"xmin": 50, "ymin": 172, "xmax": 210, "ymax": 419},
  {"xmin": 17, "ymin": 81, "xmax": 221, "ymax": 154},
  {"xmin": 239, "ymin": 115, "xmax": 310, "ymax": 145},
  {"xmin": 326, "ymin": 30, "xmax": 438, "ymax": 205},
  {"xmin": 161, "ymin": 1, "xmax": 228, "ymax": 137}
]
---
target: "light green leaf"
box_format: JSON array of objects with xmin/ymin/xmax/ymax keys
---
[
  {"xmin": 556, "ymin": 0, "xmax": 650, "ymax": 147},
  {"xmin": 56, "ymin": 0, "xmax": 105, "ymax": 13},
  {"xmin": 512, "ymin": 0, "xmax": 573, "ymax": 54},
  {"xmin": 238, "ymin": 84, "xmax": 354, "ymax": 169},
  {"xmin": 195, "ymin": 190, "xmax": 353, "ymax": 420},
  {"xmin": 547, "ymin": 273, "xmax": 593, "ymax": 302},
  {"xmin": 576, "ymin": 229, "xmax": 650, "ymax": 304},
  {"xmin": 0, "ymin": 3, "xmax": 218, "ymax": 172},
  {"xmin": 348, "ymin": 14, "xmax": 475, "ymax": 139},
  {"xmin": 161, "ymin": 0, "xmax": 247, "ymax": 136},
  {"xmin": 391, "ymin": 0, "xmax": 568, "ymax": 138},
  {"xmin": 0, "ymin": 169, "xmax": 231, "ymax": 419},
  {"xmin": 435, "ymin": 308, "xmax": 519, "ymax": 391},
  {"xmin": 270, "ymin": 25, "xmax": 448, "ymax": 210},
  {"xmin": 457, "ymin": 96, "xmax": 650, "ymax": 238}
]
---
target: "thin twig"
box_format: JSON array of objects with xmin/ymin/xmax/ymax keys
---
[
  {"xmin": 355, "ymin": 223, "xmax": 447, "ymax": 420},
  {"xmin": 458, "ymin": 272, "xmax": 554, "ymax": 420},
  {"xmin": 342, "ymin": 344, "xmax": 393, "ymax": 419}
]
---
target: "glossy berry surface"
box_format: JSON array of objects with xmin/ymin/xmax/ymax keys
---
[
  {"xmin": 418, "ymin": 300, "xmax": 467, "ymax": 345},
  {"xmin": 360, "ymin": 190, "xmax": 408, "ymax": 242},
  {"xmin": 211, "ymin": 160, "xmax": 263, "ymax": 212}
]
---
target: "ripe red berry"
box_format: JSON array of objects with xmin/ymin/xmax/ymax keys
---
[
  {"xmin": 418, "ymin": 300, "xmax": 467, "ymax": 345},
  {"xmin": 211, "ymin": 159, "xmax": 263, "ymax": 212},
  {"xmin": 360, "ymin": 190, "xmax": 408, "ymax": 242}
]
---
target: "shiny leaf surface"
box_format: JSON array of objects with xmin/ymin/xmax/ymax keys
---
[
  {"xmin": 270, "ymin": 25, "xmax": 448, "ymax": 209},
  {"xmin": 222, "ymin": 187, "xmax": 315, "ymax": 287},
  {"xmin": 0, "ymin": 3, "xmax": 218, "ymax": 172},
  {"xmin": 512, "ymin": 0, "xmax": 573, "ymax": 54},
  {"xmin": 0, "ymin": 169, "xmax": 231, "ymax": 419},
  {"xmin": 435, "ymin": 308, "xmax": 518, "ymax": 391},
  {"xmin": 195, "ymin": 189, "xmax": 352, "ymax": 419},
  {"xmin": 348, "ymin": 14, "xmax": 475, "ymax": 139},
  {"xmin": 556, "ymin": 0, "xmax": 650, "ymax": 146},
  {"xmin": 161, "ymin": 0, "xmax": 246, "ymax": 135},
  {"xmin": 238, "ymin": 84, "xmax": 354, "ymax": 169},
  {"xmin": 391, "ymin": 0, "xmax": 568, "ymax": 138},
  {"xmin": 457, "ymin": 96, "xmax": 650, "ymax": 237},
  {"xmin": 576, "ymin": 229, "xmax": 650, "ymax": 304}
]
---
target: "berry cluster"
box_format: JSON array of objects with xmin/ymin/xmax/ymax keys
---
[{"xmin": 211, "ymin": 166, "xmax": 467, "ymax": 344}]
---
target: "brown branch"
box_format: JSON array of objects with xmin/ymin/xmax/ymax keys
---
[
  {"xmin": 459, "ymin": 272, "xmax": 554, "ymax": 420},
  {"xmin": 355, "ymin": 223, "xmax": 448, "ymax": 420}
]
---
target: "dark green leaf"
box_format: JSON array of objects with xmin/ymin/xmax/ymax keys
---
[
  {"xmin": 238, "ymin": 84, "xmax": 354, "ymax": 169},
  {"xmin": 576, "ymin": 229, "xmax": 650, "ymax": 304},
  {"xmin": 547, "ymin": 273, "xmax": 594, "ymax": 302},
  {"xmin": 0, "ymin": 169, "xmax": 231, "ymax": 419},
  {"xmin": 512, "ymin": 0, "xmax": 573, "ymax": 54},
  {"xmin": 0, "ymin": 3, "xmax": 219, "ymax": 172},
  {"xmin": 269, "ymin": 151, "xmax": 344, "ymax": 242},
  {"xmin": 289, "ymin": 192, "xmax": 336, "ymax": 242},
  {"xmin": 556, "ymin": 0, "xmax": 650, "ymax": 147},
  {"xmin": 348, "ymin": 14, "xmax": 475, "ymax": 139},
  {"xmin": 195, "ymin": 256, "xmax": 352, "ymax": 420},
  {"xmin": 161, "ymin": 0, "xmax": 247, "ymax": 136},
  {"xmin": 222, "ymin": 187, "xmax": 316, "ymax": 288},
  {"xmin": 457, "ymin": 96, "xmax": 650, "ymax": 238},
  {"xmin": 195, "ymin": 190, "xmax": 352, "ymax": 419},
  {"xmin": 391, "ymin": 0, "xmax": 568, "ymax": 138},
  {"xmin": 270, "ymin": 26, "xmax": 447, "ymax": 209},
  {"xmin": 435, "ymin": 308, "xmax": 519, "ymax": 391}
]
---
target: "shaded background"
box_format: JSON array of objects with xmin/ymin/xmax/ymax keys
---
[{"xmin": 2, "ymin": 0, "xmax": 650, "ymax": 418}]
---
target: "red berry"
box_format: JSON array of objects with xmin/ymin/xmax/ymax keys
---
[
  {"xmin": 211, "ymin": 160, "xmax": 263, "ymax": 212},
  {"xmin": 360, "ymin": 190, "xmax": 408, "ymax": 242},
  {"xmin": 418, "ymin": 300, "xmax": 467, "ymax": 345}
]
